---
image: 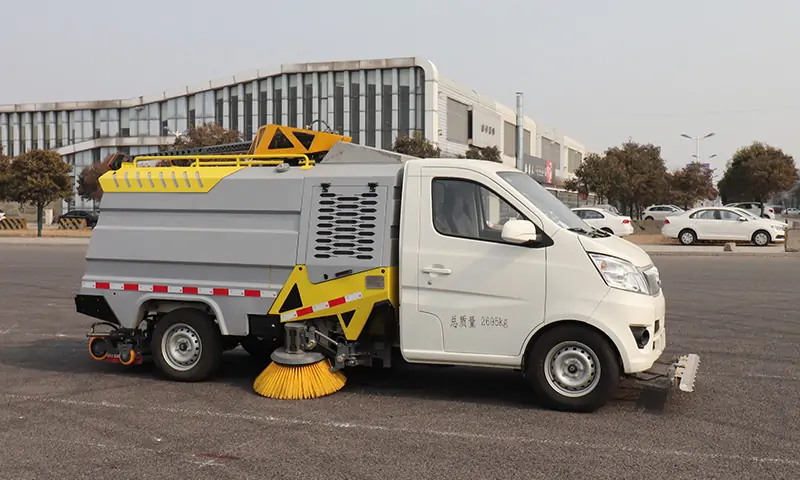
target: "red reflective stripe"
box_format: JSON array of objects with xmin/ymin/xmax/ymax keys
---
[
  {"xmin": 328, "ymin": 296, "xmax": 346, "ymax": 307},
  {"xmin": 295, "ymin": 306, "xmax": 314, "ymax": 318},
  {"xmin": 85, "ymin": 282, "xmax": 270, "ymax": 298}
]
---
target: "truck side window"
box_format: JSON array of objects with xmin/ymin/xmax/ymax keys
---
[{"xmin": 432, "ymin": 178, "xmax": 528, "ymax": 244}]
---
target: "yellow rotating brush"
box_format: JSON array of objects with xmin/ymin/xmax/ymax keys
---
[{"xmin": 253, "ymin": 323, "xmax": 346, "ymax": 400}]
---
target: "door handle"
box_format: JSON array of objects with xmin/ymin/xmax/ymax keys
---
[{"xmin": 422, "ymin": 266, "xmax": 452, "ymax": 275}]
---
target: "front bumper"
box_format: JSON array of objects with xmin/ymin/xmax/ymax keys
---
[{"xmin": 590, "ymin": 288, "xmax": 666, "ymax": 373}]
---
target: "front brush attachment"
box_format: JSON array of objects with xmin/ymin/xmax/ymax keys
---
[{"xmin": 252, "ymin": 323, "xmax": 346, "ymax": 400}]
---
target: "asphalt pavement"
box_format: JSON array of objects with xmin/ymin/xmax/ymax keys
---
[{"xmin": 0, "ymin": 244, "xmax": 798, "ymax": 479}]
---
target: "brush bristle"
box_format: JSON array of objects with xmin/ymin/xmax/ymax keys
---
[{"xmin": 253, "ymin": 359, "xmax": 346, "ymax": 400}]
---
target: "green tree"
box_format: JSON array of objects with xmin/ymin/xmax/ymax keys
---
[
  {"xmin": 667, "ymin": 162, "xmax": 718, "ymax": 209},
  {"xmin": 154, "ymin": 123, "xmax": 244, "ymax": 166},
  {"xmin": 563, "ymin": 153, "xmax": 622, "ymax": 204},
  {"xmin": 7, "ymin": 149, "xmax": 73, "ymax": 237},
  {"xmin": 170, "ymin": 122, "xmax": 242, "ymax": 149},
  {"xmin": 604, "ymin": 141, "xmax": 670, "ymax": 217},
  {"xmin": 0, "ymin": 145, "xmax": 10, "ymax": 201},
  {"xmin": 458, "ymin": 145, "xmax": 502, "ymax": 163},
  {"xmin": 717, "ymin": 142, "xmax": 798, "ymax": 203},
  {"xmin": 77, "ymin": 158, "xmax": 111, "ymax": 203},
  {"xmin": 391, "ymin": 131, "xmax": 441, "ymax": 158}
]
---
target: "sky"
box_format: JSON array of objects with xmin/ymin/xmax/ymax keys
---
[{"xmin": 1, "ymin": 0, "xmax": 798, "ymax": 177}]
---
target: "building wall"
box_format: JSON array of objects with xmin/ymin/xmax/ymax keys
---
[
  {"xmin": 0, "ymin": 56, "xmax": 586, "ymax": 210},
  {"xmin": 562, "ymin": 135, "xmax": 585, "ymax": 178},
  {"xmin": 0, "ymin": 58, "xmax": 434, "ymax": 211},
  {"xmin": 434, "ymin": 74, "xmax": 538, "ymax": 167}
]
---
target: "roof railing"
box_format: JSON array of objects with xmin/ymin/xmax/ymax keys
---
[{"xmin": 126, "ymin": 153, "xmax": 315, "ymax": 170}]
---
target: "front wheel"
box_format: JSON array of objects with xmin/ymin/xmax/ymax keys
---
[
  {"xmin": 524, "ymin": 325, "xmax": 620, "ymax": 412},
  {"xmin": 752, "ymin": 230, "xmax": 771, "ymax": 246},
  {"xmin": 151, "ymin": 308, "xmax": 223, "ymax": 382},
  {"xmin": 679, "ymin": 229, "xmax": 696, "ymax": 245}
]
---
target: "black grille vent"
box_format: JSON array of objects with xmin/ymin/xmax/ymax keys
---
[{"xmin": 314, "ymin": 191, "xmax": 379, "ymax": 260}]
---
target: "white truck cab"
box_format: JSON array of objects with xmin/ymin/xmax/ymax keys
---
[{"xmin": 395, "ymin": 158, "xmax": 695, "ymax": 411}]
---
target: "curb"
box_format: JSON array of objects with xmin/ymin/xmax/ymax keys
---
[
  {"xmin": 0, "ymin": 238, "xmax": 91, "ymax": 246},
  {"xmin": 647, "ymin": 251, "xmax": 800, "ymax": 258}
]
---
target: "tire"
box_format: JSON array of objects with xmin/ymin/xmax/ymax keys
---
[
  {"xmin": 151, "ymin": 308, "xmax": 223, "ymax": 382},
  {"xmin": 752, "ymin": 230, "xmax": 770, "ymax": 246},
  {"xmin": 678, "ymin": 229, "xmax": 696, "ymax": 245},
  {"xmin": 601, "ymin": 227, "xmax": 614, "ymax": 235},
  {"xmin": 645, "ymin": 216, "xmax": 654, "ymax": 221},
  {"xmin": 524, "ymin": 324, "xmax": 620, "ymax": 412}
]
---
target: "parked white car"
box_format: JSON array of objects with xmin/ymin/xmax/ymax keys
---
[
  {"xmin": 730, "ymin": 207, "xmax": 787, "ymax": 228},
  {"xmin": 571, "ymin": 207, "xmax": 635, "ymax": 237},
  {"xmin": 0, "ymin": 209, "xmax": 5, "ymax": 222},
  {"xmin": 662, "ymin": 207, "xmax": 785, "ymax": 246},
  {"xmin": 724, "ymin": 202, "xmax": 776, "ymax": 219},
  {"xmin": 642, "ymin": 205, "xmax": 684, "ymax": 221},
  {"xmin": 784, "ymin": 207, "xmax": 799, "ymax": 216}
]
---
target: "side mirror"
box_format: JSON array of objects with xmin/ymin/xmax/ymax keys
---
[
  {"xmin": 501, "ymin": 219, "xmax": 541, "ymax": 245},
  {"xmin": 738, "ymin": 217, "xmax": 748, "ymax": 222}
]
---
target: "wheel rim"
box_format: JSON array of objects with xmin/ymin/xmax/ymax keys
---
[
  {"xmin": 161, "ymin": 323, "xmax": 203, "ymax": 371},
  {"xmin": 755, "ymin": 232, "xmax": 768, "ymax": 245},
  {"xmin": 681, "ymin": 231, "xmax": 694, "ymax": 244},
  {"xmin": 544, "ymin": 341, "xmax": 601, "ymax": 397}
]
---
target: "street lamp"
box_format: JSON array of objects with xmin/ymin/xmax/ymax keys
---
[{"xmin": 681, "ymin": 132, "xmax": 715, "ymax": 164}]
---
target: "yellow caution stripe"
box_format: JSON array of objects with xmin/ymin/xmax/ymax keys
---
[
  {"xmin": 0, "ymin": 218, "xmax": 27, "ymax": 230},
  {"xmin": 58, "ymin": 218, "xmax": 88, "ymax": 230},
  {"xmin": 270, "ymin": 265, "xmax": 398, "ymax": 341}
]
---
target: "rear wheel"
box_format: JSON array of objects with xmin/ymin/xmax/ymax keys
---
[
  {"xmin": 645, "ymin": 216, "xmax": 654, "ymax": 221},
  {"xmin": 752, "ymin": 230, "xmax": 770, "ymax": 246},
  {"xmin": 151, "ymin": 308, "xmax": 223, "ymax": 382},
  {"xmin": 524, "ymin": 324, "xmax": 620, "ymax": 412},
  {"xmin": 679, "ymin": 229, "xmax": 696, "ymax": 245},
  {"xmin": 601, "ymin": 227, "xmax": 614, "ymax": 235}
]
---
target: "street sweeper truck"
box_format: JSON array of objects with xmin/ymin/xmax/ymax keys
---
[{"xmin": 74, "ymin": 124, "xmax": 699, "ymax": 412}]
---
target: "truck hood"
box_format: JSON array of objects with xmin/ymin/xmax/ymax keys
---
[{"xmin": 577, "ymin": 233, "xmax": 654, "ymax": 268}]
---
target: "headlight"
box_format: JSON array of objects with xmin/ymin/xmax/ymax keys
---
[
  {"xmin": 771, "ymin": 224, "xmax": 784, "ymax": 230},
  {"xmin": 589, "ymin": 253, "xmax": 650, "ymax": 294}
]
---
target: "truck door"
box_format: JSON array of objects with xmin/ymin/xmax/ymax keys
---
[{"xmin": 399, "ymin": 165, "xmax": 547, "ymax": 363}]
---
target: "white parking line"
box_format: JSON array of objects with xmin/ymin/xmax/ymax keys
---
[{"xmin": 4, "ymin": 394, "xmax": 798, "ymax": 467}]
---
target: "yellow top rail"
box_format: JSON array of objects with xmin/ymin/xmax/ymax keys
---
[{"xmin": 127, "ymin": 153, "xmax": 315, "ymax": 169}]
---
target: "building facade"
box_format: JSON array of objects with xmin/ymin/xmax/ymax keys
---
[{"xmin": 0, "ymin": 57, "xmax": 586, "ymax": 211}]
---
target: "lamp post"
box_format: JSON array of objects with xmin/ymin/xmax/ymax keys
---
[{"xmin": 681, "ymin": 132, "xmax": 715, "ymax": 164}]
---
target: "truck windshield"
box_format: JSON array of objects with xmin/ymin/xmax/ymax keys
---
[{"xmin": 497, "ymin": 171, "xmax": 589, "ymax": 231}]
